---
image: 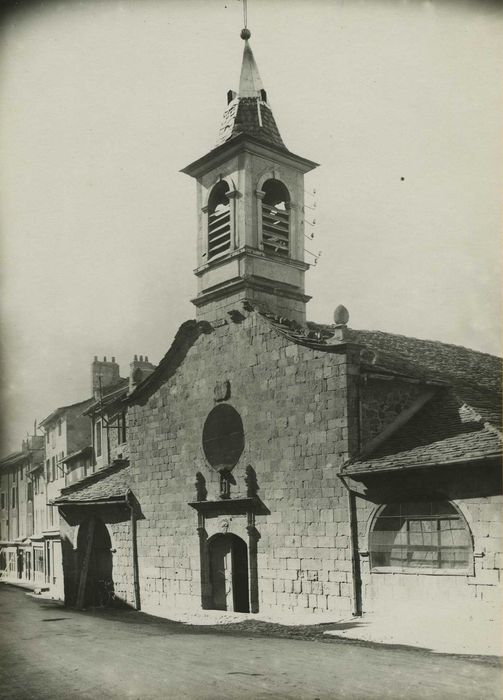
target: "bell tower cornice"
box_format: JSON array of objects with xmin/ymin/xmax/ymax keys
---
[{"xmin": 181, "ymin": 133, "xmax": 318, "ymax": 180}]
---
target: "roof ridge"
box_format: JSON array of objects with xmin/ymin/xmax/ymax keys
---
[{"xmin": 351, "ymin": 328, "xmax": 502, "ymax": 361}]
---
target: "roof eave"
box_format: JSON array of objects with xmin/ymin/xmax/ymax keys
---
[
  {"xmin": 0, "ymin": 451, "xmax": 27, "ymax": 468},
  {"xmin": 54, "ymin": 495, "xmax": 128, "ymax": 507},
  {"xmin": 39, "ymin": 397, "xmax": 93, "ymax": 428},
  {"xmin": 340, "ymin": 451, "xmax": 502, "ymax": 477},
  {"xmin": 181, "ymin": 133, "xmax": 318, "ymax": 179}
]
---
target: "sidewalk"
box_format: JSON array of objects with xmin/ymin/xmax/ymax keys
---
[
  {"xmin": 140, "ymin": 602, "xmax": 502, "ymax": 657},
  {"xmin": 323, "ymin": 611, "xmax": 503, "ymax": 656},
  {"xmin": 6, "ymin": 578, "xmax": 500, "ymax": 657},
  {"xmin": 1, "ymin": 577, "xmax": 51, "ymax": 595}
]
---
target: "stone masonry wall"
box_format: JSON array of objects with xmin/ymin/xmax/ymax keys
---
[
  {"xmin": 128, "ymin": 310, "xmax": 358, "ymax": 618},
  {"xmin": 360, "ymin": 378, "xmax": 424, "ymax": 447}
]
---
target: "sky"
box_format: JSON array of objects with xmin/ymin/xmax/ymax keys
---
[{"xmin": 0, "ymin": 0, "xmax": 501, "ymax": 456}]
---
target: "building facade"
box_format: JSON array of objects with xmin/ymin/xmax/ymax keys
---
[
  {"xmin": 0, "ymin": 435, "xmax": 45, "ymax": 586},
  {"xmin": 38, "ymin": 397, "xmax": 94, "ymax": 598},
  {"xmin": 54, "ymin": 32, "xmax": 502, "ymax": 627}
]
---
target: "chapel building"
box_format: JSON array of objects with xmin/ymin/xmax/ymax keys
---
[{"xmin": 55, "ymin": 30, "xmax": 502, "ymax": 623}]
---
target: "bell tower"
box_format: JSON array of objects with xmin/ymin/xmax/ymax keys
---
[{"xmin": 181, "ymin": 28, "xmax": 318, "ymax": 325}]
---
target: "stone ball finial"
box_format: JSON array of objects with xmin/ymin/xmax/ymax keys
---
[
  {"xmin": 333, "ymin": 304, "xmax": 349, "ymax": 326},
  {"xmin": 240, "ymin": 28, "xmax": 251, "ymax": 40}
]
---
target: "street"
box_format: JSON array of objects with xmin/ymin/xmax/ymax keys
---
[{"xmin": 0, "ymin": 585, "xmax": 500, "ymax": 700}]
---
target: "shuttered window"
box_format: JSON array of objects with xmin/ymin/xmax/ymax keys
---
[
  {"xmin": 207, "ymin": 181, "xmax": 231, "ymax": 262},
  {"xmin": 261, "ymin": 179, "xmax": 290, "ymax": 258}
]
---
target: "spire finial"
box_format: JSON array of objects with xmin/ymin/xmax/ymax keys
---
[{"xmin": 240, "ymin": 0, "xmax": 250, "ymax": 40}]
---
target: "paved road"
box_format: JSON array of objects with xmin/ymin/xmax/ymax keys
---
[{"xmin": 0, "ymin": 585, "xmax": 500, "ymax": 700}]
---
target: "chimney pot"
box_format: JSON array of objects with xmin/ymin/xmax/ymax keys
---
[
  {"xmin": 145, "ymin": 356, "xmax": 148, "ymax": 362},
  {"xmin": 103, "ymin": 356, "xmax": 107, "ymax": 362},
  {"xmin": 140, "ymin": 355, "xmax": 143, "ymax": 362},
  {"xmin": 112, "ymin": 356, "xmax": 116, "ymax": 363},
  {"xmin": 94, "ymin": 355, "xmax": 98, "ymax": 361},
  {"xmin": 134, "ymin": 354, "xmax": 138, "ymax": 361}
]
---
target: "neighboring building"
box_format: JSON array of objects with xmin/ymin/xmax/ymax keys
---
[
  {"xmin": 0, "ymin": 435, "xmax": 45, "ymax": 585},
  {"xmin": 39, "ymin": 397, "xmax": 93, "ymax": 597},
  {"xmin": 54, "ymin": 354, "xmax": 154, "ymax": 607},
  {"xmin": 55, "ymin": 30, "xmax": 502, "ymax": 629},
  {"xmin": 63, "ymin": 447, "xmax": 94, "ymax": 487},
  {"xmin": 84, "ymin": 355, "xmax": 155, "ymax": 473}
]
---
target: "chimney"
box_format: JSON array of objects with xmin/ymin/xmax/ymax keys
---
[
  {"xmin": 92, "ymin": 356, "xmax": 121, "ymax": 399},
  {"xmin": 129, "ymin": 354, "xmax": 156, "ymax": 394}
]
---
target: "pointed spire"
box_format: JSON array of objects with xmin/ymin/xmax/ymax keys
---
[
  {"xmin": 216, "ymin": 30, "xmax": 286, "ymax": 150},
  {"xmin": 238, "ymin": 40, "xmax": 264, "ymax": 99}
]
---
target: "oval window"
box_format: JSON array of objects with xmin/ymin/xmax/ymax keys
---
[{"xmin": 202, "ymin": 404, "xmax": 244, "ymax": 471}]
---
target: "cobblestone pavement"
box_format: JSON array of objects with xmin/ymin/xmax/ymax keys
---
[{"xmin": 0, "ymin": 585, "xmax": 500, "ymax": 700}]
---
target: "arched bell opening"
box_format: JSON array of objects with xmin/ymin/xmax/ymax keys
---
[
  {"xmin": 261, "ymin": 179, "xmax": 290, "ymax": 258},
  {"xmin": 208, "ymin": 533, "xmax": 250, "ymax": 613},
  {"xmin": 207, "ymin": 181, "xmax": 231, "ymax": 262}
]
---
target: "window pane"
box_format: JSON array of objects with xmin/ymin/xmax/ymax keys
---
[
  {"xmin": 370, "ymin": 501, "xmax": 471, "ymax": 571},
  {"xmin": 408, "ymin": 548, "xmax": 438, "ymax": 568},
  {"xmin": 439, "ymin": 548, "xmax": 470, "ymax": 569},
  {"xmin": 439, "ymin": 519, "xmax": 471, "ymax": 547}
]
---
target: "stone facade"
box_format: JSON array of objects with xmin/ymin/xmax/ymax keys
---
[
  {"xmin": 128, "ymin": 312, "xmax": 360, "ymax": 618},
  {"xmin": 121, "ymin": 308, "xmax": 502, "ymax": 622}
]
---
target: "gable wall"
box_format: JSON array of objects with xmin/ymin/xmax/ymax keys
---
[{"xmin": 128, "ymin": 312, "xmax": 358, "ymax": 618}]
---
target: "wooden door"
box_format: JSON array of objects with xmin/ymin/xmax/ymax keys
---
[{"xmin": 209, "ymin": 534, "xmax": 249, "ymax": 613}]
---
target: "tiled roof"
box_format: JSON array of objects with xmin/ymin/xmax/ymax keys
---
[
  {"xmin": 262, "ymin": 313, "xmax": 501, "ymax": 425},
  {"xmin": 217, "ymin": 98, "xmax": 286, "ymax": 150},
  {"xmin": 84, "ymin": 378, "xmax": 129, "ymax": 415},
  {"xmin": 346, "ymin": 329, "xmax": 501, "ymax": 428},
  {"xmin": 215, "ymin": 39, "xmax": 286, "ymax": 151},
  {"xmin": 256, "ymin": 309, "xmax": 501, "ymax": 472},
  {"xmin": 346, "ymin": 329, "xmax": 500, "ymax": 394},
  {"xmin": 344, "ymin": 389, "xmax": 502, "ymax": 474},
  {"xmin": 39, "ymin": 397, "xmax": 93, "ymax": 428},
  {"xmin": 53, "ymin": 461, "xmax": 131, "ymax": 505},
  {"xmin": 0, "ymin": 450, "xmax": 26, "ymax": 467},
  {"xmin": 62, "ymin": 445, "xmax": 93, "ymax": 464},
  {"xmin": 345, "ymin": 428, "xmax": 501, "ymax": 474}
]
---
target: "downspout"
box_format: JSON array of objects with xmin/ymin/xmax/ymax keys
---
[
  {"xmin": 7, "ymin": 469, "xmax": 11, "ymax": 541},
  {"xmin": 339, "ymin": 473, "xmax": 362, "ymax": 616},
  {"xmin": 338, "ymin": 354, "xmax": 363, "ymax": 617},
  {"xmin": 16, "ymin": 466, "xmax": 20, "ymax": 541},
  {"xmin": 126, "ymin": 490, "xmax": 141, "ymax": 611}
]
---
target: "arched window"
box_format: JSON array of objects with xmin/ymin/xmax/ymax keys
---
[
  {"xmin": 207, "ymin": 181, "xmax": 231, "ymax": 262},
  {"xmin": 261, "ymin": 179, "xmax": 290, "ymax": 258},
  {"xmin": 370, "ymin": 501, "xmax": 472, "ymax": 570}
]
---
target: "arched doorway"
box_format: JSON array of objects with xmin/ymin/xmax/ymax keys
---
[
  {"xmin": 77, "ymin": 518, "xmax": 113, "ymax": 607},
  {"xmin": 209, "ymin": 534, "xmax": 249, "ymax": 613}
]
